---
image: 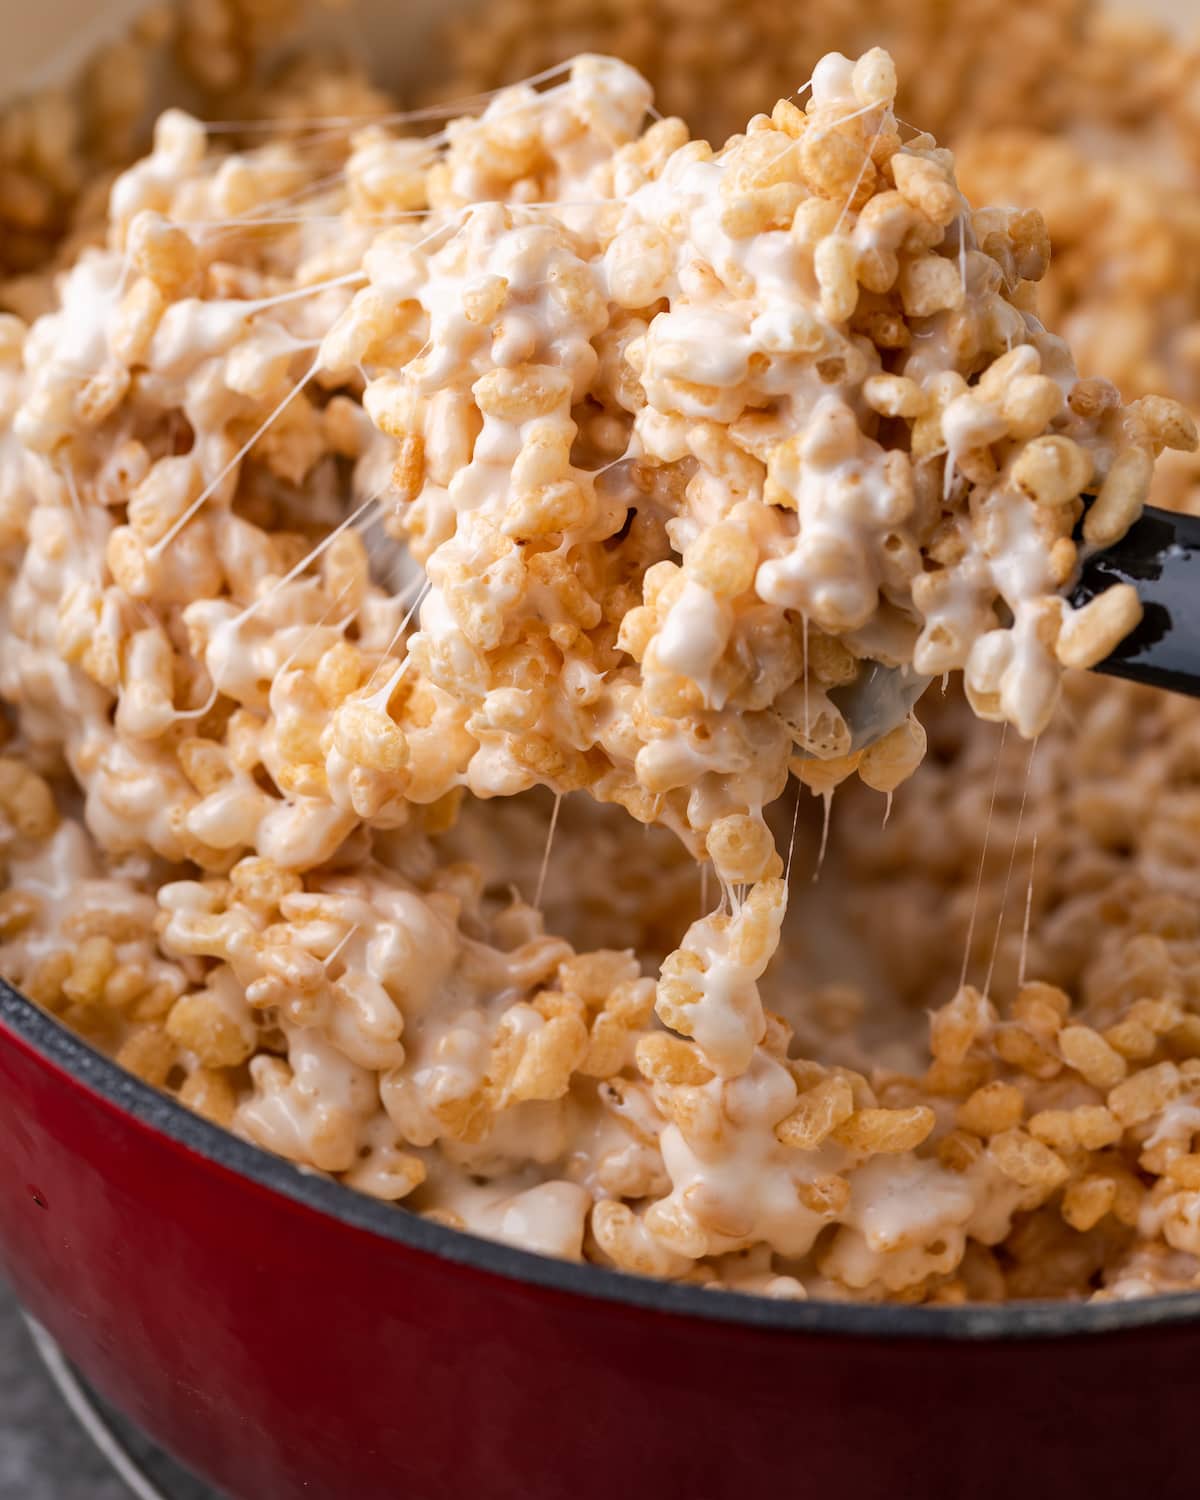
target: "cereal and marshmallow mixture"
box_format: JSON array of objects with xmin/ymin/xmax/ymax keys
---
[
  {"xmin": 438, "ymin": 0, "xmax": 1200, "ymax": 514},
  {"xmin": 3, "ymin": 6, "xmax": 1200, "ymax": 1303}
]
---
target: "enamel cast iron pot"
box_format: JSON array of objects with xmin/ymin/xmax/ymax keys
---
[
  {"xmin": 4, "ymin": 978, "xmax": 1200, "ymax": 1500},
  {"xmin": 3, "ymin": 2, "xmax": 1200, "ymax": 1497}
]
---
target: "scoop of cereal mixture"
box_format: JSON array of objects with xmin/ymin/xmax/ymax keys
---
[{"xmin": 2, "ymin": 25, "xmax": 1200, "ymax": 1305}]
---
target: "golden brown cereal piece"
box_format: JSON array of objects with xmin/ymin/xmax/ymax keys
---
[
  {"xmin": 1057, "ymin": 587, "xmax": 1143, "ymax": 672},
  {"xmin": 814, "ymin": 235, "xmax": 860, "ymax": 323},
  {"xmin": 579, "ymin": 1007, "xmax": 646, "ymax": 1081},
  {"xmin": 988, "ymin": 1128, "xmax": 1070, "ymax": 1192},
  {"xmin": 332, "ymin": 702, "xmax": 410, "ymax": 775},
  {"xmin": 938, "ymin": 1129, "xmax": 985, "ymax": 1174},
  {"xmin": 178, "ymin": 1069, "xmax": 238, "ymax": 1129},
  {"xmin": 859, "ymin": 717, "xmax": 927, "ymax": 794},
  {"xmin": 1067, "ymin": 380, "xmax": 1120, "ymax": 422},
  {"xmin": 1011, "ymin": 436, "xmax": 1093, "ymax": 508},
  {"xmin": 111, "ymin": 278, "xmax": 165, "ymax": 366},
  {"xmin": 1128, "ymin": 998, "xmax": 1185, "ymax": 1036},
  {"xmin": 1058, "ymin": 1025, "xmax": 1127, "ymax": 1091},
  {"xmin": 127, "ymin": 211, "xmax": 198, "ymax": 296},
  {"xmin": 898, "ymin": 254, "xmax": 964, "ymax": 318},
  {"xmin": 0, "ymin": 759, "xmax": 58, "ymax": 840},
  {"xmin": 929, "ymin": 985, "xmax": 992, "ymax": 1065},
  {"xmin": 1014, "ymin": 981, "xmax": 1070, "ymax": 1023},
  {"xmin": 558, "ymin": 952, "xmax": 640, "ymax": 1007},
  {"xmin": 956, "ymin": 1081, "xmax": 1024, "ymax": 1138},
  {"xmin": 344, "ymin": 1151, "xmax": 427, "ymax": 1202},
  {"xmin": 1083, "ymin": 448, "xmax": 1153, "ymax": 547},
  {"xmin": 1132, "ymin": 396, "xmax": 1198, "ymax": 455},
  {"xmin": 775, "ymin": 1075, "xmax": 855, "ymax": 1149},
  {"xmin": 796, "ymin": 1174, "xmax": 851, "ymax": 1218},
  {"xmin": 851, "ymin": 48, "xmax": 898, "ymax": 108},
  {"xmin": 678, "ymin": 1182, "xmax": 752, "ymax": 1241},
  {"xmin": 1003, "ymin": 375, "xmax": 1064, "ymax": 440},
  {"xmin": 863, "ymin": 373, "xmax": 927, "ymax": 419},
  {"xmin": 685, "ymin": 523, "xmax": 757, "ymax": 598},
  {"xmin": 1026, "ymin": 1110, "xmax": 1077, "ymax": 1156},
  {"xmin": 1061, "ymin": 1176, "xmax": 1117, "ymax": 1233},
  {"xmin": 116, "ymin": 1024, "xmax": 176, "ymax": 1088},
  {"xmin": 993, "ymin": 1023, "xmax": 1062, "ymax": 1080},
  {"xmin": 890, "ymin": 153, "xmax": 959, "ymax": 226},
  {"xmin": 720, "ymin": 183, "xmax": 806, "ymax": 238},
  {"xmin": 635, "ymin": 1032, "xmax": 714, "ymax": 1087},
  {"xmin": 1103, "ymin": 1017, "xmax": 1159, "ymax": 1062},
  {"xmin": 705, "ymin": 814, "xmax": 775, "ymax": 884},
  {"xmin": 509, "ymin": 1014, "xmax": 589, "ymax": 1103},
  {"xmin": 0, "ymin": 890, "xmax": 40, "ymax": 939},
  {"xmin": 1108, "ymin": 1062, "xmax": 1184, "ymax": 1127},
  {"xmin": 25, "ymin": 953, "xmax": 72, "ymax": 1012},
  {"xmin": 1108, "ymin": 1167, "xmax": 1148, "ymax": 1229},
  {"xmin": 473, "ymin": 364, "xmax": 572, "ymax": 421},
  {"xmin": 166, "ymin": 991, "xmax": 255, "ymax": 1068},
  {"xmin": 592, "ymin": 1201, "xmax": 690, "ymax": 1278},
  {"xmin": 1071, "ymin": 1107, "xmax": 1122, "ymax": 1151},
  {"xmin": 504, "ymin": 480, "xmax": 590, "ymax": 539},
  {"xmin": 61, "ymin": 937, "xmax": 117, "ymax": 1008},
  {"xmin": 800, "ymin": 130, "xmax": 871, "ymax": 207},
  {"xmin": 831, "ymin": 1105, "xmax": 935, "ymax": 1155},
  {"xmin": 1166, "ymin": 1156, "xmax": 1200, "ymax": 1191}
]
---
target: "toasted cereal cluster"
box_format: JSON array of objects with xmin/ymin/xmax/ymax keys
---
[
  {"xmin": 10, "ymin": 741, "xmax": 1200, "ymax": 1300},
  {"xmin": 2, "ymin": 28, "xmax": 1200, "ymax": 1305},
  {"xmin": 433, "ymin": 0, "xmax": 1199, "ymax": 160},
  {"xmin": 0, "ymin": 0, "xmax": 371, "ymax": 285},
  {"xmin": 953, "ymin": 132, "xmax": 1200, "ymax": 516},
  {"xmin": 821, "ymin": 674, "xmax": 1200, "ymax": 1298},
  {"xmin": 432, "ymin": 0, "xmax": 1200, "ymax": 513}
]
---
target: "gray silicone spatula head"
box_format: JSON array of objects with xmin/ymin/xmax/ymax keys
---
[{"xmin": 826, "ymin": 662, "xmax": 932, "ymax": 755}]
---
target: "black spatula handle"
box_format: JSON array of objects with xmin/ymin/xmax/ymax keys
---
[{"xmin": 1069, "ymin": 504, "xmax": 1200, "ymax": 697}]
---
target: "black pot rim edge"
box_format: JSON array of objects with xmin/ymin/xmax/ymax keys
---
[{"xmin": 5, "ymin": 979, "xmax": 1200, "ymax": 1343}]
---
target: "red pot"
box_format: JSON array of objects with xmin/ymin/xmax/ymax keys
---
[{"xmin": 1, "ymin": 977, "xmax": 1198, "ymax": 1500}]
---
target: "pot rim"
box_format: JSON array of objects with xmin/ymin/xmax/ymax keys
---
[{"xmin": 5, "ymin": 978, "xmax": 1200, "ymax": 1342}]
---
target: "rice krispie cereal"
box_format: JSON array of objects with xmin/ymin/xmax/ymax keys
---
[
  {"xmin": 434, "ymin": 0, "xmax": 1200, "ymax": 169},
  {"xmin": 433, "ymin": 0, "xmax": 1200, "ymax": 513},
  {"xmin": 2, "ymin": 20, "xmax": 1200, "ymax": 1305},
  {"xmin": 0, "ymin": 0, "xmax": 392, "ymax": 282}
]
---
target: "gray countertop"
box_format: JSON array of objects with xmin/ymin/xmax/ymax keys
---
[
  {"xmin": 0, "ymin": 1276, "xmax": 128, "ymax": 1500},
  {"xmin": 0, "ymin": 1276, "xmax": 216, "ymax": 1500}
]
